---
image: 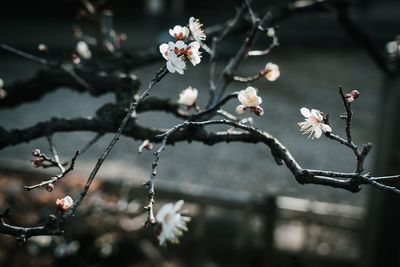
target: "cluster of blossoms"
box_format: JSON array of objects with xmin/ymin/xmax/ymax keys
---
[
  {"xmin": 298, "ymin": 107, "xmax": 332, "ymax": 139},
  {"xmin": 155, "ymin": 200, "xmax": 191, "ymax": 246},
  {"xmin": 159, "ymin": 17, "xmax": 206, "ymax": 74},
  {"xmin": 236, "ymin": 86, "xmax": 264, "ymax": 116}
]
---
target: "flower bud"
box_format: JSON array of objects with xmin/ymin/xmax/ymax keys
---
[
  {"xmin": 56, "ymin": 196, "xmax": 73, "ymax": 212},
  {"xmin": 31, "ymin": 157, "xmax": 43, "ymax": 167},
  {"xmin": 38, "ymin": 44, "xmax": 48, "ymax": 52},
  {"xmin": 236, "ymin": 105, "xmax": 247, "ymax": 114},
  {"xmin": 46, "ymin": 183, "xmax": 54, "ymax": 192},
  {"xmin": 252, "ymin": 106, "xmax": 264, "ymax": 116},
  {"xmin": 72, "ymin": 54, "xmax": 81, "ymax": 64},
  {"xmin": 32, "ymin": 148, "xmax": 41, "ymax": 156}
]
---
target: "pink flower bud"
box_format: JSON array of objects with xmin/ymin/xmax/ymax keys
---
[
  {"xmin": 32, "ymin": 148, "xmax": 41, "ymax": 156},
  {"xmin": 31, "ymin": 157, "xmax": 43, "ymax": 167},
  {"xmin": 46, "ymin": 183, "xmax": 54, "ymax": 192},
  {"xmin": 350, "ymin": 90, "xmax": 360, "ymax": 99},
  {"xmin": 138, "ymin": 139, "xmax": 154, "ymax": 153},
  {"xmin": 72, "ymin": 54, "xmax": 81, "ymax": 64},
  {"xmin": 251, "ymin": 106, "xmax": 264, "ymax": 116}
]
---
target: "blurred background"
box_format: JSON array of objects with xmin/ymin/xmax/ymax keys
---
[{"xmin": 0, "ymin": 0, "xmax": 399, "ymax": 266}]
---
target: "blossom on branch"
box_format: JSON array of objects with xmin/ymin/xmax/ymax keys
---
[
  {"xmin": 344, "ymin": 90, "xmax": 360, "ymax": 103},
  {"xmin": 236, "ymin": 86, "xmax": 264, "ymax": 116},
  {"xmin": 156, "ymin": 200, "xmax": 191, "ymax": 246},
  {"xmin": 166, "ymin": 52, "xmax": 186, "ymax": 74},
  {"xmin": 159, "ymin": 18, "xmax": 206, "ymax": 74},
  {"xmin": 189, "ymin": 17, "xmax": 206, "ymax": 42},
  {"xmin": 56, "ymin": 196, "xmax": 74, "ymax": 212},
  {"xmin": 262, "ymin": 62, "xmax": 280, "ymax": 81},
  {"xmin": 298, "ymin": 107, "xmax": 332, "ymax": 139},
  {"xmin": 169, "ymin": 25, "xmax": 190, "ymax": 40},
  {"xmin": 178, "ymin": 86, "xmax": 198, "ymax": 108},
  {"xmin": 185, "ymin": 41, "xmax": 202, "ymax": 66},
  {"xmin": 76, "ymin": 41, "xmax": 92, "ymax": 59}
]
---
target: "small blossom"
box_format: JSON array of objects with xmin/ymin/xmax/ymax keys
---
[
  {"xmin": 38, "ymin": 44, "xmax": 48, "ymax": 52},
  {"xmin": 71, "ymin": 54, "xmax": 81, "ymax": 64},
  {"xmin": 169, "ymin": 25, "xmax": 190, "ymax": 40},
  {"xmin": 138, "ymin": 139, "xmax": 154, "ymax": 154},
  {"xmin": 262, "ymin": 62, "xmax": 280, "ymax": 81},
  {"xmin": 298, "ymin": 107, "xmax": 332, "ymax": 139},
  {"xmin": 236, "ymin": 105, "xmax": 247, "ymax": 114},
  {"xmin": 178, "ymin": 86, "xmax": 198, "ymax": 107},
  {"xmin": 166, "ymin": 52, "xmax": 186, "ymax": 75},
  {"xmin": 76, "ymin": 41, "xmax": 91, "ymax": 59},
  {"xmin": 185, "ymin": 41, "xmax": 202, "ymax": 66},
  {"xmin": 56, "ymin": 196, "xmax": 73, "ymax": 212},
  {"xmin": 0, "ymin": 78, "xmax": 3, "ymax": 88},
  {"xmin": 156, "ymin": 200, "xmax": 191, "ymax": 246},
  {"xmin": 189, "ymin": 17, "xmax": 206, "ymax": 42},
  {"xmin": 0, "ymin": 89, "xmax": 6, "ymax": 99},
  {"xmin": 236, "ymin": 87, "xmax": 264, "ymax": 116},
  {"xmin": 32, "ymin": 148, "xmax": 41, "ymax": 157},
  {"xmin": 344, "ymin": 90, "xmax": 360, "ymax": 103},
  {"xmin": 159, "ymin": 41, "xmax": 187, "ymax": 59},
  {"xmin": 159, "ymin": 43, "xmax": 170, "ymax": 60},
  {"xmin": 267, "ymin": 28, "xmax": 275, "ymax": 37},
  {"xmin": 31, "ymin": 156, "xmax": 44, "ymax": 167}
]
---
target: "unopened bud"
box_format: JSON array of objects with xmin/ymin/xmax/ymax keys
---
[
  {"xmin": 252, "ymin": 106, "xmax": 264, "ymax": 116},
  {"xmin": 46, "ymin": 183, "xmax": 54, "ymax": 192}
]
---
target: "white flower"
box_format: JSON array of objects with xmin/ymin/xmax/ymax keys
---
[
  {"xmin": 238, "ymin": 86, "xmax": 262, "ymax": 107},
  {"xmin": 298, "ymin": 107, "xmax": 332, "ymax": 139},
  {"xmin": 56, "ymin": 195, "xmax": 74, "ymax": 212},
  {"xmin": 0, "ymin": 78, "xmax": 3, "ymax": 88},
  {"xmin": 76, "ymin": 41, "xmax": 92, "ymax": 59},
  {"xmin": 267, "ymin": 28, "xmax": 275, "ymax": 37},
  {"xmin": 185, "ymin": 41, "xmax": 202, "ymax": 66},
  {"xmin": 159, "ymin": 41, "xmax": 187, "ymax": 60},
  {"xmin": 159, "ymin": 43, "xmax": 170, "ymax": 60},
  {"xmin": 166, "ymin": 52, "xmax": 186, "ymax": 75},
  {"xmin": 236, "ymin": 87, "xmax": 264, "ymax": 116},
  {"xmin": 189, "ymin": 17, "xmax": 206, "ymax": 42},
  {"xmin": 156, "ymin": 200, "xmax": 191, "ymax": 246},
  {"xmin": 169, "ymin": 25, "xmax": 190, "ymax": 40},
  {"xmin": 263, "ymin": 62, "xmax": 280, "ymax": 81},
  {"xmin": 178, "ymin": 86, "xmax": 198, "ymax": 107}
]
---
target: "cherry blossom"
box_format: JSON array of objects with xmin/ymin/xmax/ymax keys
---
[
  {"xmin": 166, "ymin": 52, "xmax": 186, "ymax": 75},
  {"xmin": 344, "ymin": 90, "xmax": 360, "ymax": 103},
  {"xmin": 76, "ymin": 41, "xmax": 92, "ymax": 59},
  {"xmin": 169, "ymin": 25, "xmax": 190, "ymax": 40},
  {"xmin": 56, "ymin": 196, "xmax": 74, "ymax": 212},
  {"xmin": 236, "ymin": 86, "xmax": 264, "ymax": 116},
  {"xmin": 298, "ymin": 107, "xmax": 332, "ymax": 139},
  {"xmin": 262, "ymin": 62, "xmax": 280, "ymax": 81},
  {"xmin": 178, "ymin": 86, "xmax": 198, "ymax": 107},
  {"xmin": 189, "ymin": 17, "xmax": 206, "ymax": 42},
  {"xmin": 156, "ymin": 200, "xmax": 191, "ymax": 246},
  {"xmin": 185, "ymin": 41, "xmax": 201, "ymax": 66}
]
